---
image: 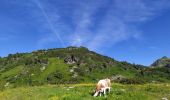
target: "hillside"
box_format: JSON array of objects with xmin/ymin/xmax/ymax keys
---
[{"xmin": 0, "ymin": 46, "xmax": 170, "ymax": 89}]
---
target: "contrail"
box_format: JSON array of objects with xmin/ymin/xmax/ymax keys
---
[{"xmin": 34, "ymin": 0, "xmax": 65, "ymax": 47}]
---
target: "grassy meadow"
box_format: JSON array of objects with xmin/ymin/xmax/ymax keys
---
[
  {"xmin": 0, "ymin": 47, "xmax": 170, "ymax": 100},
  {"xmin": 0, "ymin": 83, "xmax": 170, "ymax": 100}
]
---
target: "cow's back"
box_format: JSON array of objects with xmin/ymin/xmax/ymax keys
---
[
  {"xmin": 98, "ymin": 79, "xmax": 110, "ymax": 87},
  {"xmin": 105, "ymin": 79, "xmax": 111, "ymax": 87}
]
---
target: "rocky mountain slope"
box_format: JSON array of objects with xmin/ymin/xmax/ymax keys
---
[
  {"xmin": 151, "ymin": 56, "xmax": 170, "ymax": 68},
  {"xmin": 0, "ymin": 46, "xmax": 169, "ymax": 89}
]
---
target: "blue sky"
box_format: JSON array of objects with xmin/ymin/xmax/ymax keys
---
[{"xmin": 0, "ymin": 0, "xmax": 170, "ymax": 66}]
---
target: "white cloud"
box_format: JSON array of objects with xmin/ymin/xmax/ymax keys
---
[
  {"xmin": 70, "ymin": 0, "xmax": 170, "ymax": 50},
  {"xmin": 70, "ymin": 0, "xmax": 104, "ymax": 46},
  {"xmin": 25, "ymin": 0, "xmax": 170, "ymax": 50},
  {"xmin": 34, "ymin": 0, "xmax": 66, "ymax": 47}
]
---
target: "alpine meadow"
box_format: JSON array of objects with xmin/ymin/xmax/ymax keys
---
[{"xmin": 0, "ymin": 47, "xmax": 170, "ymax": 100}]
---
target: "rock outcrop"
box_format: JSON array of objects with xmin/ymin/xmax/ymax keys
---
[
  {"xmin": 64, "ymin": 55, "xmax": 79, "ymax": 64},
  {"xmin": 151, "ymin": 56, "xmax": 170, "ymax": 68}
]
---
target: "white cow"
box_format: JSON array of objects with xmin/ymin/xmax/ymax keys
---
[{"xmin": 93, "ymin": 78, "xmax": 111, "ymax": 97}]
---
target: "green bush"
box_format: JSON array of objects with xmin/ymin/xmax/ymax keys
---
[{"xmin": 118, "ymin": 78, "xmax": 145, "ymax": 84}]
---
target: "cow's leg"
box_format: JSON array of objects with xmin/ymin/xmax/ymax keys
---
[
  {"xmin": 99, "ymin": 92, "xmax": 102, "ymax": 97},
  {"xmin": 103, "ymin": 88, "xmax": 107, "ymax": 97},
  {"xmin": 103, "ymin": 88, "xmax": 106, "ymax": 95},
  {"xmin": 99, "ymin": 88, "xmax": 103, "ymax": 96},
  {"xmin": 93, "ymin": 91, "xmax": 99, "ymax": 97},
  {"xmin": 108, "ymin": 87, "xmax": 111, "ymax": 93},
  {"xmin": 105, "ymin": 87, "xmax": 111, "ymax": 93}
]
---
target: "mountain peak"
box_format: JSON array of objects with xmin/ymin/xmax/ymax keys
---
[
  {"xmin": 151, "ymin": 56, "xmax": 170, "ymax": 68},
  {"xmin": 161, "ymin": 56, "xmax": 168, "ymax": 59}
]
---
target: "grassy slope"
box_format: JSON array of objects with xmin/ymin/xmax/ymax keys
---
[
  {"xmin": 33, "ymin": 58, "xmax": 70, "ymax": 81},
  {"xmin": 0, "ymin": 47, "xmax": 169, "ymax": 88},
  {"xmin": 0, "ymin": 83, "xmax": 170, "ymax": 100},
  {"xmin": 0, "ymin": 66, "xmax": 23, "ymax": 79}
]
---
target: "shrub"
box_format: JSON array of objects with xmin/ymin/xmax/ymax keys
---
[{"xmin": 118, "ymin": 78, "xmax": 145, "ymax": 84}]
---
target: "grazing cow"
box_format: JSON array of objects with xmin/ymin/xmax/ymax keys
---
[{"xmin": 93, "ymin": 78, "xmax": 111, "ymax": 97}]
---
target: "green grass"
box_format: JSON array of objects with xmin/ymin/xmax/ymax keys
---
[
  {"xmin": 109, "ymin": 66, "xmax": 137, "ymax": 78},
  {"xmin": 0, "ymin": 83, "xmax": 170, "ymax": 100},
  {"xmin": 33, "ymin": 58, "xmax": 70, "ymax": 81},
  {"xmin": 0, "ymin": 66, "xmax": 23, "ymax": 79}
]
